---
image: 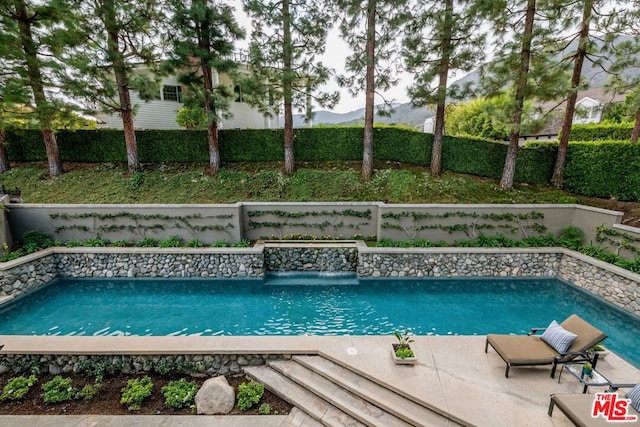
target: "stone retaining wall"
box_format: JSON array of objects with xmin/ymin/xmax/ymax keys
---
[
  {"xmin": 0, "ymin": 249, "xmax": 265, "ymax": 300},
  {"xmin": 357, "ymin": 250, "xmax": 561, "ymax": 278},
  {"xmin": 0, "ymin": 353, "xmax": 290, "ymax": 376},
  {"xmin": 559, "ymin": 254, "xmax": 640, "ymax": 317},
  {"xmin": 264, "ymin": 246, "xmax": 358, "ymax": 272},
  {"xmin": 0, "ymin": 253, "xmax": 57, "ymax": 300},
  {"xmin": 1, "ymin": 245, "xmax": 638, "ymax": 320},
  {"xmin": 56, "ymin": 252, "xmax": 264, "ymax": 279}
]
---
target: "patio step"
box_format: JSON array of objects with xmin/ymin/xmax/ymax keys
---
[
  {"xmin": 293, "ymin": 355, "xmax": 455, "ymax": 426},
  {"xmin": 280, "ymin": 407, "xmax": 325, "ymax": 427},
  {"xmin": 267, "ymin": 359, "xmax": 412, "ymax": 427},
  {"xmin": 244, "ymin": 365, "xmax": 365, "ymax": 427}
]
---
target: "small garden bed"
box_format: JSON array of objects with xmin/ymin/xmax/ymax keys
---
[{"xmin": 0, "ymin": 373, "xmax": 291, "ymax": 416}]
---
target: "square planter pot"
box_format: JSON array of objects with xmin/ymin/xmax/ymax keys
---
[{"xmin": 392, "ymin": 344, "xmax": 417, "ymax": 365}]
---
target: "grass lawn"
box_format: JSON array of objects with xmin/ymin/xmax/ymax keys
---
[{"xmin": 0, "ymin": 161, "xmax": 582, "ymax": 205}]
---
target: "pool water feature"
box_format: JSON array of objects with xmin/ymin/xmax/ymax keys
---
[{"xmin": 1, "ymin": 276, "xmax": 638, "ymax": 367}]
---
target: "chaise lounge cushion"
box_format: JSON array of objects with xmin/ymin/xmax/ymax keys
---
[
  {"xmin": 541, "ymin": 320, "xmax": 578, "ymax": 353},
  {"xmin": 486, "ymin": 314, "xmax": 607, "ymax": 377},
  {"xmin": 551, "ymin": 393, "xmax": 640, "ymax": 426},
  {"xmin": 487, "ymin": 334, "xmax": 559, "ymax": 365}
]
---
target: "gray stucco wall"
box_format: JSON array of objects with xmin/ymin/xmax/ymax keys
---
[
  {"xmin": 6, "ymin": 203, "xmax": 624, "ymax": 251},
  {"xmin": 7, "ymin": 204, "xmax": 243, "ymax": 244}
]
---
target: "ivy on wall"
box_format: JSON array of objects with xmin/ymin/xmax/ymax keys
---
[
  {"xmin": 246, "ymin": 209, "xmax": 372, "ymax": 239},
  {"xmin": 380, "ymin": 210, "xmax": 547, "ymax": 240},
  {"xmin": 596, "ymin": 226, "xmax": 640, "ymax": 258},
  {"xmin": 49, "ymin": 211, "xmax": 235, "ymax": 241}
]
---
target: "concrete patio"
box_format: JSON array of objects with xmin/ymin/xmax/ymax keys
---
[{"xmin": 1, "ymin": 335, "xmax": 639, "ymax": 426}]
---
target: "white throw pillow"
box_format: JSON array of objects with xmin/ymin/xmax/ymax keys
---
[{"xmin": 540, "ymin": 320, "xmax": 578, "ymax": 353}]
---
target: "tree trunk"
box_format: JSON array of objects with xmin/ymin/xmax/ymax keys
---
[
  {"xmin": 282, "ymin": 0, "xmax": 295, "ymax": 175},
  {"xmin": 0, "ymin": 129, "xmax": 10, "ymax": 174},
  {"xmin": 431, "ymin": 0, "xmax": 453, "ymax": 177},
  {"xmin": 631, "ymin": 108, "xmax": 640, "ymax": 144},
  {"xmin": 198, "ymin": 15, "xmax": 221, "ymax": 175},
  {"xmin": 15, "ymin": 0, "xmax": 63, "ymax": 177},
  {"xmin": 0, "ymin": 109, "xmax": 10, "ymax": 173},
  {"xmin": 552, "ymin": 0, "xmax": 593, "ymax": 188},
  {"xmin": 500, "ymin": 0, "xmax": 536, "ymax": 191},
  {"xmin": 362, "ymin": 0, "xmax": 376, "ymax": 181},
  {"xmin": 105, "ymin": 0, "xmax": 140, "ymax": 173},
  {"xmin": 207, "ymin": 122, "xmax": 220, "ymax": 175}
]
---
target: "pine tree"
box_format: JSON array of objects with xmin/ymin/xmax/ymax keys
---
[
  {"xmin": 64, "ymin": 0, "xmax": 166, "ymax": 174},
  {"xmin": 402, "ymin": 0, "xmax": 496, "ymax": 177},
  {"xmin": 0, "ymin": 0, "xmax": 74, "ymax": 176},
  {"xmin": 243, "ymin": 0, "xmax": 338, "ymax": 175},
  {"xmin": 605, "ymin": 34, "xmax": 640, "ymax": 143},
  {"xmin": 551, "ymin": 0, "xmax": 622, "ymax": 186},
  {"xmin": 483, "ymin": 0, "xmax": 569, "ymax": 190},
  {"xmin": 165, "ymin": 0, "xmax": 245, "ymax": 176},
  {"xmin": 336, "ymin": 0, "xmax": 406, "ymax": 180}
]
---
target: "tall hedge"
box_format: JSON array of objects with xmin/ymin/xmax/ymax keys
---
[
  {"xmin": 564, "ymin": 141, "xmax": 640, "ymax": 201},
  {"xmin": 8, "ymin": 127, "xmax": 640, "ymax": 200},
  {"xmin": 569, "ymin": 123, "xmax": 633, "ymax": 141}
]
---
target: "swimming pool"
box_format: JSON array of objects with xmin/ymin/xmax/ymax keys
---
[{"xmin": 1, "ymin": 274, "xmax": 638, "ymax": 367}]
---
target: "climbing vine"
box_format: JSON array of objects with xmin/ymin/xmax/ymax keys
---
[
  {"xmin": 380, "ymin": 210, "xmax": 546, "ymax": 240},
  {"xmin": 246, "ymin": 209, "xmax": 372, "ymax": 239},
  {"xmin": 49, "ymin": 211, "xmax": 235, "ymax": 240},
  {"xmin": 596, "ymin": 226, "xmax": 640, "ymax": 257}
]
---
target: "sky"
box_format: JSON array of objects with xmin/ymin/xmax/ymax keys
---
[{"xmin": 231, "ymin": 1, "xmax": 413, "ymax": 114}]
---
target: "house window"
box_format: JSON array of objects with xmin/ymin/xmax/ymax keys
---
[
  {"xmin": 162, "ymin": 85, "xmax": 182, "ymax": 102},
  {"xmin": 234, "ymin": 85, "xmax": 243, "ymax": 102}
]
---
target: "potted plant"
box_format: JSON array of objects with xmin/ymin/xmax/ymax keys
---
[
  {"xmin": 589, "ymin": 344, "xmax": 610, "ymax": 361},
  {"xmin": 392, "ymin": 330, "xmax": 417, "ymax": 365},
  {"xmin": 581, "ymin": 363, "xmax": 593, "ymax": 379}
]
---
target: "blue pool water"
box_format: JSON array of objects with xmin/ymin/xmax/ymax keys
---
[{"xmin": 1, "ymin": 274, "xmax": 639, "ymax": 367}]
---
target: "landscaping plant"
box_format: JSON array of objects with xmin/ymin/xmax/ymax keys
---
[
  {"xmin": 237, "ymin": 381, "xmax": 264, "ymax": 411},
  {"xmin": 161, "ymin": 379, "xmax": 199, "ymax": 409},
  {"xmin": 0, "ymin": 375, "xmax": 37, "ymax": 401},
  {"xmin": 120, "ymin": 376, "xmax": 153, "ymax": 411},
  {"xmin": 42, "ymin": 376, "xmax": 77, "ymax": 403}
]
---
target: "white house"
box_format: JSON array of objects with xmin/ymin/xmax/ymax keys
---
[
  {"xmin": 99, "ymin": 66, "xmax": 277, "ymax": 130},
  {"xmin": 573, "ymin": 96, "xmax": 605, "ymax": 124}
]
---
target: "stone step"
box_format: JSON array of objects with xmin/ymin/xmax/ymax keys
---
[
  {"xmin": 280, "ymin": 407, "xmax": 325, "ymax": 427},
  {"xmin": 244, "ymin": 365, "xmax": 365, "ymax": 427},
  {"xmin": 293, "ymin": 355, "xmax": 455, "ymax": 426},
  {"xmin": 268, "ymin": 359, "xmax": 411, "ymax": 427}
]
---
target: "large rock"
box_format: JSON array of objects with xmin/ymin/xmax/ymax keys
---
[{"xmin": 195, "ymin": 376, "xmax": 235, "ymax": 415}]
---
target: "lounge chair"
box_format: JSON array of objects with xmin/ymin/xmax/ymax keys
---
[
  {"xmin": 549, "ymin": 384, "xmax": 640, "ymax": 426},
  {"xmin": 485, "ymin": 314, "xmax": 607, "ymax": 378}
]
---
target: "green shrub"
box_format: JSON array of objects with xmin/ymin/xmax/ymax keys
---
[
  {"xmin": 135, "ymin": 238, "xmax": 159, "ymax": 248},
  {"xmin": 77, "ymin": 382, "xmax": 102, "ymax": 400},
  {"xmin": 121, "ymin": 376, "xmax": 153, "ymax": 411},
  {"xmin": 237, "ymin": 381, "xmax": 264, "ymax": 411},
  {"xmin": 21, "ymin": 230, "xmax": 54, "ymax": 254},
  {"xmin": 75, "ymin": 359, "xmax": 110, "ymax": 382},
  {"xmin": 563, "ymin": 141, "xmax": 640, "ymax": 201},
  {"xmin": 569, "ymin": 123, "xmax": 633, "ymax": 141},
  {"xmin": 42, "ymin": 376, "xmax": 77, "ymax": 403},
  {"xmin": 186, "ymin": 239, "xmax": 204, "ymax": 247},
  {"xmin": 131, "ymin": 172, "xmax": 145, "ymax": 188},
  {"xmin": 258, "ymin": 403, "xmax": 272, "ymax": 415},
  {"xmin": 159, "ymin": 236, "xmax": 182, "ymax": 248},
  {"xmin": 0, "ymin": 374, "xmax": 37, "ymax": 401},
  {"xmin": 161, "ymin": 379, "xmax": 199, "ymax": 409}
]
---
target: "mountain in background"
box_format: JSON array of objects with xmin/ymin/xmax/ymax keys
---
[
  {"xmin": 293, "ymin": 103, "xmax": 434, "ymax": 129},
  {"xmin": 296, "ymin": 35, "xmax": 638, "ymax": 129}
]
